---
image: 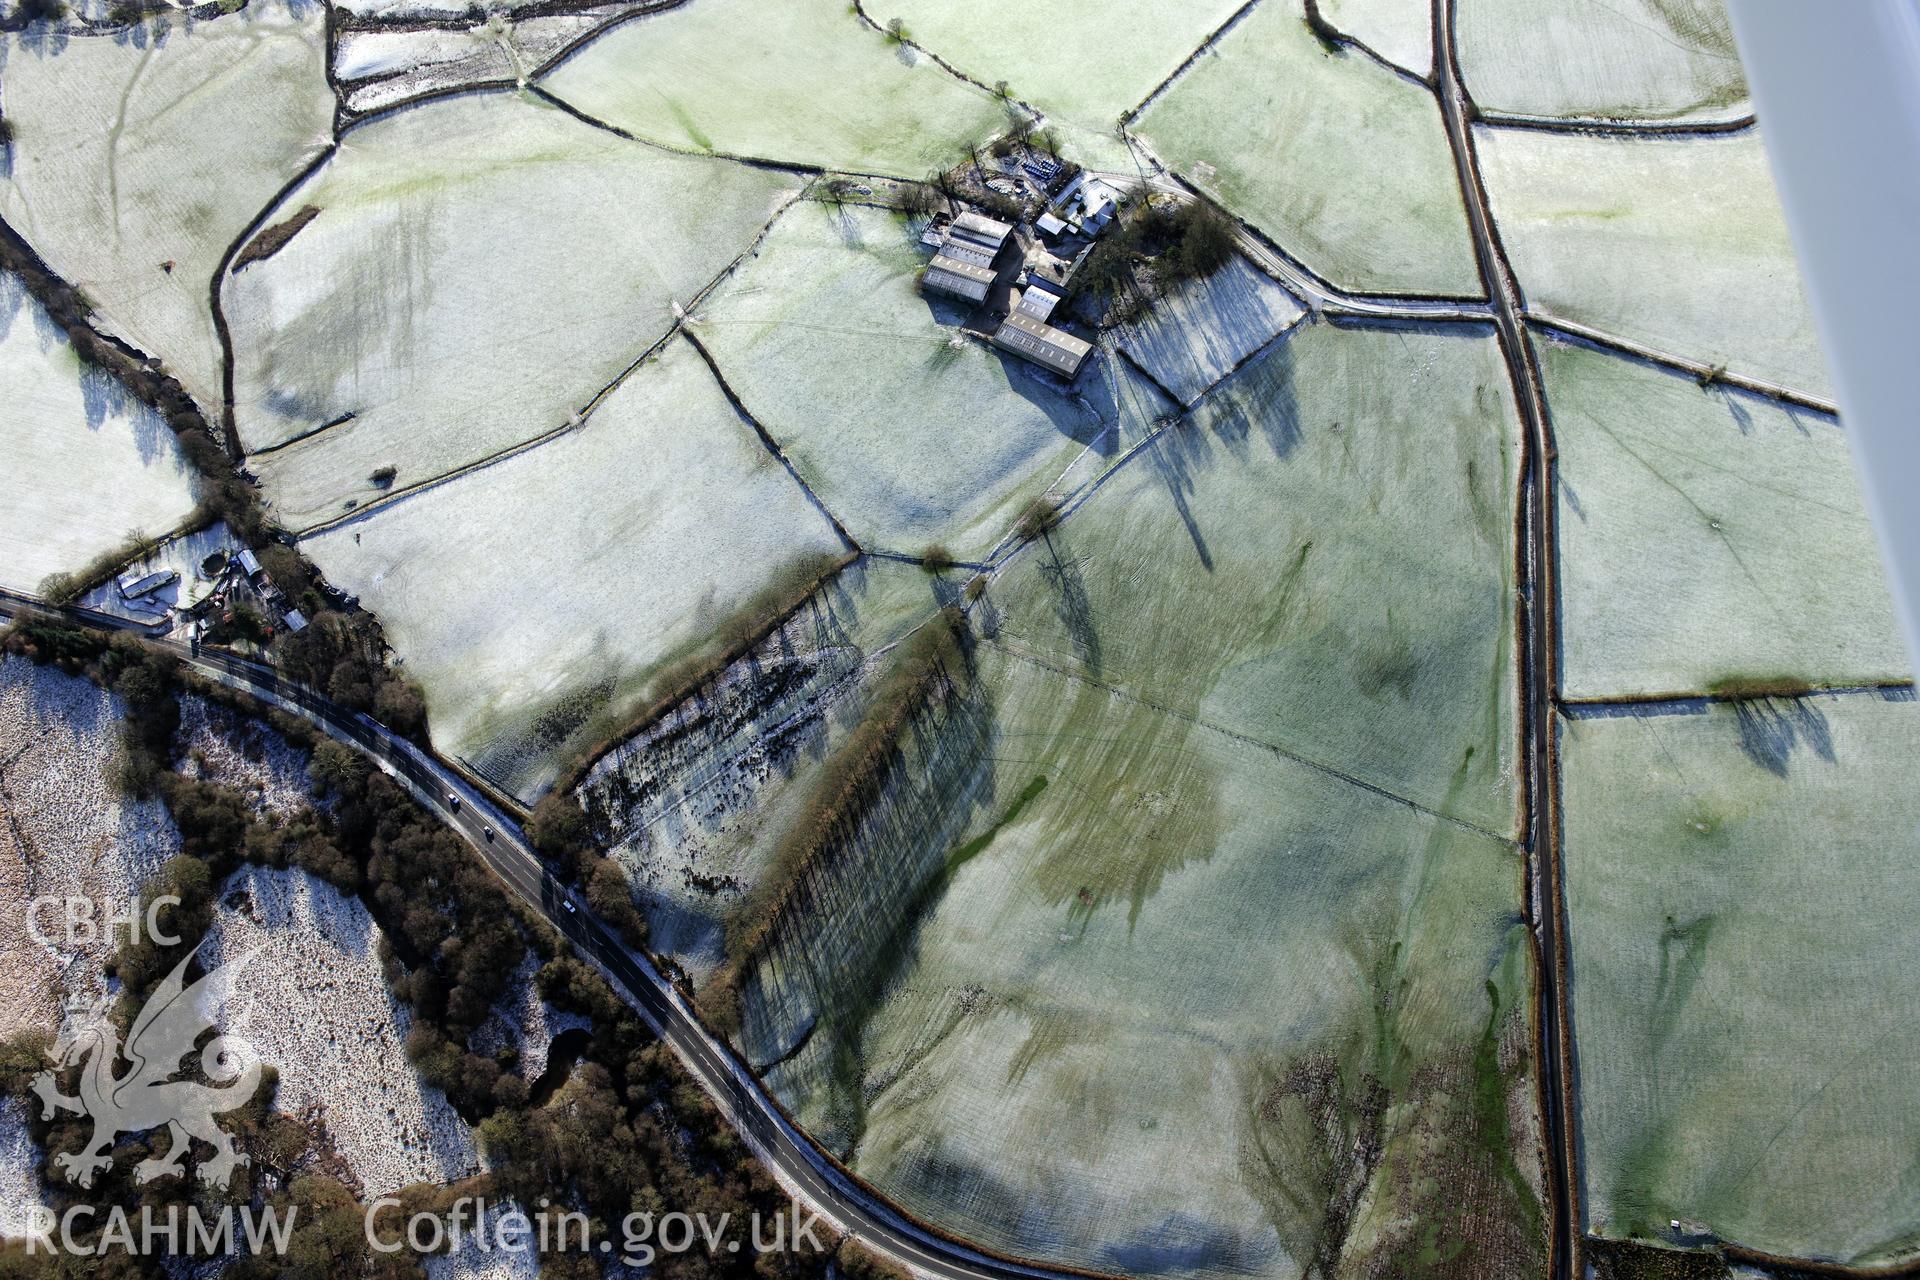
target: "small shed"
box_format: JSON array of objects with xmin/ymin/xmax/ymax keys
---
[{"xmin": 116, "ymin": 568, "xmax": 180, "ymax": 601}]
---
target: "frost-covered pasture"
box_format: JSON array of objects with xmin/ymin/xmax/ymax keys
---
[
  {"xmin": 224, "ymin": 91, "xmax": 802, "ymax": 531},
  {"xmin": 985, "ymin": 321, "xmax": 1522, "ymax": 836},
  {"xmin": 334, "ymin": 8, "xmax": 631, "ymax": 115},
  {"xmin": 1458, "ymin": 0, "xmax": 1747, "ymax": 123},
  {"xmin": 749, "ymin": 644, "xmax": 1539, "ymax": 1280},
  {"xmin": 0, "ymin": 0, "xmax": 334, "ymax": 413},
  {"xmin": 693, "ymin": 202, "xmax": 1169, "ymax": 560},
  {"xmin": 0, "ymin": 657, "xmax": 181, "ymax": 1038},
  {"xmin": 200, "ymin": 864, "xmax": 479, "ymax": 1198},
  {"xmin": 1110, "ymin": 253, "xmax": 1306, "ymax": 405},
  {"xmin": 1478, "ymin": 125, "xmax": 1830, "ymax": 401},
  {"xmin": 1132, "ymin": 0, "xmax": 1481, "ymax": 297},
  {"xmin": 1547, "ymin": 339, "xmax": 1906, "ymax": 700},
  {"xmin": 860, "ymin": 0, "xmax": 1247, "ymax": 159},
  {"xmin": 300, "ymin": 337, "xmax": 847, "ymax": 803},
  {"xmin": 1562, "ymin": 692, "xmax": 1920, "ymax": 1266},
  {"xmin": 0, "ymin": 272, "xmax": 201, "ymax": 595},
  {"xmin": 1319, "ymin": 0, "xmax": 1433, "ymax": 77},
  {"xmin": 537, "ymin": 0, "xmax": 1006, "ymax": 178}
]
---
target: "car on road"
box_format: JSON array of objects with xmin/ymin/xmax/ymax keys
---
[{"xmin": 447, "ymin": 792, "xmax": 461, "ymax": 811}]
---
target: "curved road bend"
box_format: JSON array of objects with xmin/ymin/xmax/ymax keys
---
[
  {"xmin": 0, "ymin": 589, "xmax": 1088, "ymax": 1280},
  {"xmin": 1431, "ymin": 2, "xmax": 1578, "ymax": 1279}
]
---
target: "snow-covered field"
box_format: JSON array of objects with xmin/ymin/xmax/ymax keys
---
[
  {"xmin": 200, "ymin": 864, "xmax": 478, "ymax": 1198},
  {"xmin": 0, "ymin": 1098, "xmax": 45, "ymax": 1241},
  {"xmin": 1133, "ymin": 0, "xmax": 1481, "ymax": 297},
  {"xmin": 1478, "ymin": 124, "xmax": 1831, "ymax": 401},
  {"xmin": 0, "ymin": 0, "xmax": 334, "ymax": 413},
  {"xmin": 301, "ymin": 336, "xmax": 847, "ymax": 802},
  {"xmin": 0, "ymin": 657, "xmax": 181, "ymax": 1039},
  {"xmin": 1457, "ymin": 0, "xmax": 1748, "ymax": 123},
  {"xmin": 225, "ymin": 91, "xmax": 801, "ymax": 531},
  {"xmin": 538, "ymin": 0, "xmax": 1006, "ymax": 177},
  {"xmin": 0, "ymin": 272, "xmax": 201, "ymax": 595}
]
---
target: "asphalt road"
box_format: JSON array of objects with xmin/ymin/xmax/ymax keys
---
[
  {"xmin": 1431, "ymin": 3, "xmax": 1579, "ymax": 1279},
  {"xmin": 0, "ymin": 588, "xmax": 1088, "ymax": 1280}
]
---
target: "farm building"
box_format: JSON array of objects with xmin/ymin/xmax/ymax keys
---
[
  {"xmin": 923, "ymin": 254, "xmax": 999, "ymax": 304},
  {"xmin": 1015, "ymin": 276, "xmax": 1065, "ymax": 322},
  {"xmin": 992, "ymin": 311, "xmax": 1092, "ymax": 379}
]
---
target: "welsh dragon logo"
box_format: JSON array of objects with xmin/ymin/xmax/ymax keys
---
[{"xmin": 31, "ymin": 948, "xmax": 261, "ymax": 1190}]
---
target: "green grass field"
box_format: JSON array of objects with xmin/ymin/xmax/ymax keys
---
[
  {"xmin": 1562, "ymin": 692, "xmax": 1920, "ymax": 1264},
  {"xmin": 748, "ymin": 643, "xmax": 1543, "ymax": 1279}
]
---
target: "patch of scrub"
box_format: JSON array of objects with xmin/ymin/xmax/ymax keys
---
[
  {"xmin": 1111, "ymin": 253, "xmax": 1306, "ymax": 404},
  {"xmin": 173, "ymin": 694, "xmax": 316, "ymax": 820},
  {"xmin": 224, "ymin": 91, "xmax": 801, "ymax": 530},
  {"xmin": 863, "ymin": 0, "xmax": 1246, "ymax": 152},
  {"xmin": 201, "ymin": 864, "xmax": 479, "ymax": 1198},
  {"xmin": 469, "ymin": 953, "xmax": 590, "ymax": 1081},
  {"xmin": 581, "ymin": 558, "xmax": 954, "ymax": 978},
  {"xmin": 756, "ymin": 644, "xmax": 1542, "ymax": 1280},
  {"xmin": 983, "ymin": 320, "xmax": 1522, "ymax": 837},
  {"xmin": 336, "ymin": 9, "xmax": 632, "ymax": 115},
  {"xmin": 1320, "ymin": 0, "xmax": 1433, "ymax": 76},
  {"xmin": 1478, "ymin": 125, "xmax": 1830, "ymax": 401},
  {"xmin": 1561, "ymin": 691, "xmax": 1920, "ymax": 1266},
  {"xmin": 538, "ymin": 0, "xmax": 1006, "ymax": 177},
  {"xmin": 693, "ymin": 201, "xmax": 1165, "ymax": 560},
  {"xmin": 1547, "ymin": 338, "xmax": 1907, "ymax": 700},
  {"xmin": 1457, "ymin": 0, "xmax": 1747, "ymax": 123},
  {"xmin": 0, "ymin": 0, "xmax": 333, "ymax": 413},
  {"xmin": 0, "ymin": 656, "xmax": 181, "ymax": 1039},
  {"xmin": 1132, "ymin": 0, "xmax": 1480, "ymax": 297},
  {"xmin": 0, "ymin": 271, "xmax": 201, "ymax": 595},
  {"xmin": 300, "ymin": 337, "xmax": 848, "ymax": 804}
]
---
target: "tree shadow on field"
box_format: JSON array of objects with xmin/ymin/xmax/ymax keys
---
[
  {"xmin": 1033, "ymin": 525, "xmax": 1100, "ymax": 677},
  {"xmin": 1730, "ymin": 695, "xmax": 1835, "ymax": 779}
]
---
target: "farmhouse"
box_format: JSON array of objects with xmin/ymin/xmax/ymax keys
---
[{"xmin": 920, "ymin": 210, "xmax": 1017, "ymax": 304}]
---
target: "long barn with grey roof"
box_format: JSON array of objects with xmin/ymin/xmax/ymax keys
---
[{"xmin": 992, "ymin": 310, "xmax": 1092, "ymax": 379}]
